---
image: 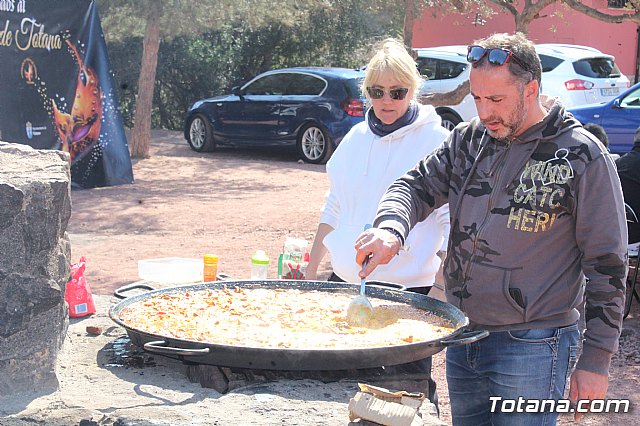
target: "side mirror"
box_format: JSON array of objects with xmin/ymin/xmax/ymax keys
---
[
  {"xmin": 612, "ymin": 99, "xmax": 621, "ymax": 109},
  {"xmin": 231, "ymin": 86, "xmax": 242, "ymax": 96}
]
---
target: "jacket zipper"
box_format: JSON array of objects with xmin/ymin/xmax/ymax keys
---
[{"xmin": 459, "ymin": 143, "xmax": 512, "ymax": 312}]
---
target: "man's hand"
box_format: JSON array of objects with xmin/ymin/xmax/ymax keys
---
[
  {"xmin": 354, "ymin": 228, "xmax": 402, "ymax": 278},
  {"xmin": 568, "ymin": 369, "xmax": 609, "ymax": 422}
]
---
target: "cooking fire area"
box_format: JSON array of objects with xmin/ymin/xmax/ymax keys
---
[
  {"xmin": 105, "ymin": 332, "xmax": 435, "ymax": 396},
  {"xmin": 106, "ymin": 279, "xmax": 487, "ymax": 424}
]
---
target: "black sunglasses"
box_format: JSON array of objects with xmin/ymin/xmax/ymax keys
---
[
  {"xmin": 467, "ymin": 45, "xmax": 533, "ymax": 76},
  {"xmin": 366, "ymin": 86, "xmax": 409, "ymax": 100}
]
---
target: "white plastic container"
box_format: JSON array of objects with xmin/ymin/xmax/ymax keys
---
[
  {"xmin": 138, "ymin": 257, "xmax": 203, "ymax": 283},
  {"xmin": 251, "ymin": 250, "xmax": 269, "ymax": 280}
]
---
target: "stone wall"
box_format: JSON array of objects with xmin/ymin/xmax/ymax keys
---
[{"xmin": 0, "ymin": 142, "xmax": 71, "ymax": 395}]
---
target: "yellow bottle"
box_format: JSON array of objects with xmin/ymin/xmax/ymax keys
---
[{"xmin": 203, "ymin": 254, "xmax": 218, "ymax": 282}]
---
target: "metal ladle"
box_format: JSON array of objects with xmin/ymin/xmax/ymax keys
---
[{"xmin": 346, "ymin": 225, "xmax": 374, "ymax": 326}]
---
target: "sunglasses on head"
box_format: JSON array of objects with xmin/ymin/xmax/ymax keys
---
[
  {"xmin": 366, "ymin": 86, "xmax": 409, "ymax": 100},
  {"xmin": 467, "ymin": 45, "xmax": 533, "ymax": 75}
]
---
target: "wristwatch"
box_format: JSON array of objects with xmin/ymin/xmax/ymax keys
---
[{"xmin": 381, "ymin": 227, "xmax": 405, "ymax": 247}]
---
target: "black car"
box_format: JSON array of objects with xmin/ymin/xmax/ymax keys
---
[{"xmin": 184, "ymin": 67, "xmax": 366, "ymax": 164}]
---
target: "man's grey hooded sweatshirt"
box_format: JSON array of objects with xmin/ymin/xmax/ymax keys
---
[{"xmin": 374, "ymin": 99, "xmax": 627, "ymax": 375}]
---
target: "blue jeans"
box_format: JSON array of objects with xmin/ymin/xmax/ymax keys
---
[{"xmin": 446, "ymin": 323, "xmax": 579, "ymax": 426}]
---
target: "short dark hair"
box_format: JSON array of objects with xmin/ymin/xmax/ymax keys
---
[
  {"xmin": 583, "ymin": 123, "xmax": 609, "ymax": 148},
  {"xmin": 472, "ymin": 32, "xmax": 542, "ymax": 86}
]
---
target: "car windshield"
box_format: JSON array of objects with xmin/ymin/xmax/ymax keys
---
[
  {"xmin": 620, "ymin": 86, "xmax": 640, "ymax": 107},
  {"xmin": 572, "ymin": 57, "xmax": 621, "ymax": 78}
]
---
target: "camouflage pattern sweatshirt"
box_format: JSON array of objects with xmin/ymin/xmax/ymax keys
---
[{"xmin": 374, "ymin": 99, "xmax": 627, "ymax": 375}]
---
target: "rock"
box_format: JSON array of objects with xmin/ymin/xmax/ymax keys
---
[
  {"xmin": 86, "ymin": 325, "xmax": 103, "ymax": 336},
  {"xmin": 0, "ymin": 142, "xmax": 71, "ymax": 395}
]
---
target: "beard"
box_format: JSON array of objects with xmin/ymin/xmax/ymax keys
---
[{"xmin": 483, "ymin": 95, "xmax": 528, "ymax": 141}]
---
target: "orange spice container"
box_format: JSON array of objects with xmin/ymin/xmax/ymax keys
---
[{"xmin": 203, "ymin": 254, "xmax": 219, "ymax": 282}]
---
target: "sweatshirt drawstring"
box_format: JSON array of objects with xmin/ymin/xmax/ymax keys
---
[
  {"xmin": 384, "ymin": 136, "xmax": 391, "ymax": 174},
  {"xmin": 449, "ymin": 129, "xmax": 490, "ymax": 227},
  {"xmin": 502, "ymin": 138, "xmax": 541, "ymax": 190},
  {"xmin": 363, "ymin": 134, "xmax": 375, "ymax": 176}
]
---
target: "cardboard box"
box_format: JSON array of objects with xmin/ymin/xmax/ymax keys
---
[
  {"xmin": 348, "ymin": 383, "xmax": 429, "ymax": 426},
  {"xmin": 138, "ymin": 257, "xmax": 203, "ymax": 283}
]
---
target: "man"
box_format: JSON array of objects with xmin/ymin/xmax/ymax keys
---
[
  {"xmin": 616, "ymin": 127, "xmax": 640, "ymax": 244},
  {"xmin": 583, "ymin": 122, "xmax": 619, "ymax": 160},
  {"xmin": 354, "ymin": 33, "xmax": 627, "ymax": 425}
]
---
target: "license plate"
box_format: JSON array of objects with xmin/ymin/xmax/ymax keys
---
[{"xmin": 601, "ymin": 87, "xmax": 620, "ymax": 96}]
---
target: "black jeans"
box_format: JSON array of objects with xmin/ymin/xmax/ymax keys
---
[{"xmin": 328, "ymin": 272, "xmax": 439, "ymax": 411}]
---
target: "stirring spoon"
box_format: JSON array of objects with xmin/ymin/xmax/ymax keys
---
[{"xmin": 346, "ymin": 225, "xmax": 374, "ymax": 326}]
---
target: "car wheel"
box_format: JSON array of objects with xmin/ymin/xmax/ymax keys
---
[
  {"xmin": 439, "ymin": 112, "xmax": 461, "ymax": 131},
  {"xmin": 187, "ymin": 114, "xmax": 216, "ymax": 152},
  {"xmin": 297, "ymin": 124, "xmax": 333, "ymax": 164}
]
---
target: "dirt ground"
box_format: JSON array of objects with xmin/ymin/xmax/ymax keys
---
[{"xmin": 2, "ymin": 130, "xmax": 638, "ymax": 425}]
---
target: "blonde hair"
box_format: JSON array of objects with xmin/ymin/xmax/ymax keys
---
[{"xmin": 362, "ymin": 38, "xmax": 422, "ymax": 101}]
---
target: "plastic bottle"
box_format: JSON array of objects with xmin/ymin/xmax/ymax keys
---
[
  {"xmin": 203, "ymin": 254, "xmax": 218, "ymax": 282},
  {"xmin": 277, "ymin": 253, "xmax": 284, "ymax": 279},
  {"xmin": 251, "ymin": 250, "xmax": 269, "ymax": 280}
]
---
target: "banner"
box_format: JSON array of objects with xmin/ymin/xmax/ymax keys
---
[{"xmin": 0, "ymin": 0, "xmax": 133, "ymax": 188}]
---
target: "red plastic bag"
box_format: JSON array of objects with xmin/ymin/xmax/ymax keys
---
[{"xmin": 65, "ymin": 256, "xmax": 96, "ymax": 317}]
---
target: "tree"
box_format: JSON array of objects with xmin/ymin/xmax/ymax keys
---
[
  {"xmin": 404, "ymin": 0, "xmax": 417, "ymax": 51},
  {"xmin": 103, "ymin": 0, "xmax": 401, "ymax": 133},
  {"xmin": 402, "ymin": 0, "xmax": 470, "ymax": 50},
  {"xmin": 472, "ymin": 0, "xmax": 640, "ymax": 37},
  {"xmin": 486, "ymin": 0, "xmax": 559, "ymax": 34},
  {"xmin": 419, "ymin": 80, "xmax": 470, "ymax": 106},
  {"xmin": 129, "ymin": 2, "xmax": 160, "ymax": 158},
  {"xmin": 563, "ymin": 0, "xmax": 640, "ymax": 25},
  {"xmin": 97, "ymin": 0, "xmax": 319, "ymax": 158},
  {"xmin": 416, "ymin": 0, "xmax": 640, "ymax": 108}
]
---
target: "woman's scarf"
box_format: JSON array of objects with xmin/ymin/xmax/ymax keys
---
[{"xmin": 367, "ymin": 102, "xmax": 419, "ymax": 137}]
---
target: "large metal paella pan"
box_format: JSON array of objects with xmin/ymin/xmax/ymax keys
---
[{"xmin": 109, "ymin": 279, "xmax": 487, "ymax": 371}]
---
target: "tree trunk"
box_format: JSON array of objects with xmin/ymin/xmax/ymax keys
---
[
  {"xmin": 515, "ymin": 16, "xmax": 528, "ymax": 35},
  {"xmin": 489, "ymin": 0, "xmax": 559, "ymax": 35},
  {"xmin": 403, "ymin": 0, "xmax": 415, "ymax": 51},
  {"xmin": 419, "ymin": 80, "xmax": 470, "ymax": 106},
  {"xmin": 129, "ymin": 4, "xmax": 161, "ymax": 159},
  {"xmin": 564, "ymin": 0, "xmax": 639, "ymax": 25}
]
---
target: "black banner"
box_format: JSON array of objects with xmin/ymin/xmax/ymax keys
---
[{"xmin": 0, "ymin": 0, "xmax": 133, "ymax": 188}]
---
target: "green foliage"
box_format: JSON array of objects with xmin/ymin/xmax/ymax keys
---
[{"xmin": 105, "ymin": 1, "xmax": 398, "ymax": 129}]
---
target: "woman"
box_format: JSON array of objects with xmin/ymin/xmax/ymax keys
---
[
  {"xmin": 305, "ymin": 38, "xmax": 450, "ymax": 410},
  {"xmin": 307, "ymin": 38, "xmax": 450, "ymax": 295}
]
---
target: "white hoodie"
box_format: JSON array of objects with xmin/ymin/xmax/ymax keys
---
[{"xmin": 320, "ymin": 103, "xmax": 450, "ymax": 288}]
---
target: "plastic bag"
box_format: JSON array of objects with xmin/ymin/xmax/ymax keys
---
[
  {"xmin": 282, "ymin": 237, "xmax": 308, "ymax": 261},
  {"xmin": 278, "ymin": 237, "xmax": 309, "ymax": 279},
  {"xmin": 65, "ymin": 256, "xmax": 96, "ymax": 317}
]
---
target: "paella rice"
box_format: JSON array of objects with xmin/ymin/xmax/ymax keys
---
[{"xmin": 118, "ymin": 287, "xmax": 455, "ymax": 349}]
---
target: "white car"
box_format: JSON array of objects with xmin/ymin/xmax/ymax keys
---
[
  {"xmin": 536, "ymin": 44, "xmax": 630, "ymax": 108},
  {"xmin": 415, "ymin": 44, "xmax": 631, "ymax": 129},
  {"xmin": 415, "ymin": 45, "xmax": 475, "ymax": 130}
]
